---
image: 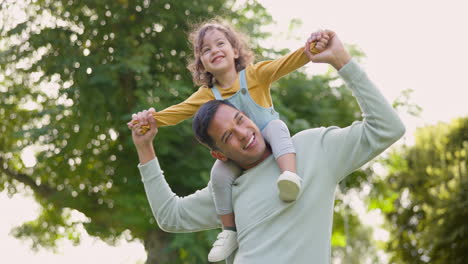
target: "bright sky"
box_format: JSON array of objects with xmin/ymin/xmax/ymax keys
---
[
  {"xmin": 258, "ymin": 0, "xmax": 468, "ymax": 135},
  {"xmin": 2, "ymin": 0, "xmax": 468, "ymax": 263}
]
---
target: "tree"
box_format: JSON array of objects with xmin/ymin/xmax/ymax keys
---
[
  {"xmin": 0, "ymin": 0, "xmax": 273, "ymax": 263},
  {"xmin": 1, "ymin": 0, "xmax": 379, "ymax": 263},
  {"xmin": 371, "ymin": 117, "xmax": 468, "ymax": 263}
]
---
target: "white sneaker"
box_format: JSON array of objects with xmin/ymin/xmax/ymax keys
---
[
  {"xmin": 208, "ymin": 230, "xmax": 238, "ymax": 262},
  {"xmin": 277, "ymin": 171, "xmax": 302, "ymax": 202}
]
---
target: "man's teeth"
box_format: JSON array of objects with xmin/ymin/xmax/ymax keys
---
[{"xmin": 245, "ymin": 135, "xmax": 254, "ymax": 149}]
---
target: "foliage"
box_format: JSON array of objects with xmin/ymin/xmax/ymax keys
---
[
  {"xmin": 372, "ymin": 117, "xmax": 468, "ymax": 264},
  {"xmin": 331, "ymin": 201, "xmax": 380, "ymax": 264},
  {"xmin": 0, "ymin": 0, "xmax": 272, "ymax": 262}
]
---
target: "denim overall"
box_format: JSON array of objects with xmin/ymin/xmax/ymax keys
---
[{"xmin": 210, "ymin": 69, "xmax": 279, "ymax": 131}]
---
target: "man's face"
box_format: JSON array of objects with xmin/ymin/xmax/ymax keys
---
[{"xmin": 207, "ymin": 104, "xmax": 270, "ymax": 169}]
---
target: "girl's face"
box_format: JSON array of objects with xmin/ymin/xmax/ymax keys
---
[{"xmin": 199, "ymin": 29, "xmax": 239, "ymax": 77}]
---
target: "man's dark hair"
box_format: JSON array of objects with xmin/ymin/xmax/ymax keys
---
[{"xmin": 192, "ymin": 100, "xmax": 237, "ymax": 150}]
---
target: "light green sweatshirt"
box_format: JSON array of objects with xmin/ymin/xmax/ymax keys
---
[{"xmin": 138, "ymin": 59, "xmax": 405, "ymax": 263}]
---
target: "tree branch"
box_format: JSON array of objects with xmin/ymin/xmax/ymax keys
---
[{"xmin": 0, "ymin": 156, "xmax": 56, "ymax": 199}]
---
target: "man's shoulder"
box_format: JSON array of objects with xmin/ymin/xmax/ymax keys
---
[
  {"xmin": 292, "ymin": 127, "xmax": 326, "ymax": 141},
  {"xmin": 291, "ymin": 126, "xmax": 342, "ymax": 153}
]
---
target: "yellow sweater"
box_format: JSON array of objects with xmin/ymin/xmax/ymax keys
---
[{"xmin": 154, "ymin": 47, "xmax": 309, "ymax": 127}]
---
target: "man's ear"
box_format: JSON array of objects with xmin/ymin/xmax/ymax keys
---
[{"xmin": 210, "ymin": 150, "xmax": 228, "ymax": 162}]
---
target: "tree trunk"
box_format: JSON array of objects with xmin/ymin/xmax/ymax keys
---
[
  {"xmin": 144, "ymin": 229, "xmax": 176, "ymax": 264},
  {"xmin": 119, "ymin": 70, "xmax": 137, "ymax": 113}
]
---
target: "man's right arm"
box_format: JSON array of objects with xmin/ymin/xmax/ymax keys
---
[
  {"xmin": 130, "ymin": 109, "xmax": 220, "ymax": 233},
  {"xmin": 138, "ymin": 158, "xmax": 221, "ymax": 233}
]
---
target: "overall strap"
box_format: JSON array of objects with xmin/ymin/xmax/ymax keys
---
[
  {"xmin": 210, "ymin": 85, "xmax": 223, "ymax": 100},
  {"xmin": 239, "ymin": 69, "xmax": 248, "ymax": 91},
  {"xmin": 210, "ymin": 69, "xmax": 248, "ymax": 99}
]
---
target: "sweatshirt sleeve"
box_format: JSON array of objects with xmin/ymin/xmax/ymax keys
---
[
  {"xmin": 320, "ymin": 58, "xmax": 406, "ymax": 183},
  {"xmin": 153, "ymin": 87, "xmax": 214, "ymax": 127},
  {"xmin": 138, "ymin": 158, "xmax": 221, "ymax": 232}
]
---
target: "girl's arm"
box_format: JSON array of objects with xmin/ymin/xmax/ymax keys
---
[
  {"xmin": 133, "ymin": 87, "xmax": 214, "ymax": 133},
  {"xmin": 242, "ymin": 46, "xmax": 311, "ymax": 109},
  {"xmin": 153, "ymin": 87, "xmax": 214, "ymax": 127},
  {"xmin": 252, "ymin": 47, "xmax": 310, "ymax": 85},
  {"xmin": 252, "ymin": 32, "xmax": 328, "ymax": 85}
]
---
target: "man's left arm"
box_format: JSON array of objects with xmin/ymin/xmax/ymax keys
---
[{"xmin": 319, "ymin": 58, "xmax": 406, "ymax": 183}]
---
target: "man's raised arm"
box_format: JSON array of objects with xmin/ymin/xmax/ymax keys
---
[
  {"xmin": 304, "ymin": 31, "xmax": 406, "ymax": 183},
  {"xmin": 129, "ymin": 108, "xmax": 220, "ymax": 232}
]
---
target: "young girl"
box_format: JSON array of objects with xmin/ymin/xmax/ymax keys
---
[{"xmin": 129, "ymin": 19, "xmax": 328, "ymax": 262}]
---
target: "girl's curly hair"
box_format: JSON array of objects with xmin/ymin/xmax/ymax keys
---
[{"xmin": 187, "ymin": 18, "xmax": 255, "ymax": 88}]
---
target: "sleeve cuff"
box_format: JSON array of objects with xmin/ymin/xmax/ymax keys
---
[
  {"xmin": 337, "ymin": 58, "xmax": 364, "ymax": 83},
  {"xmin": 138, "ymin": 158, "xmax": 163, "ymax": 182}
]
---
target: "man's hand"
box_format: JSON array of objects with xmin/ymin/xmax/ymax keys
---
[
  {"xmin": 307, "ymin": 30, "xmax": 330, "ymax": 54},
  {"xmin": 127, "ymin": 108, "xmax": 157, "ymax": 135},
  {"xmin": 304, "ymin": 30, "xmax": 352, "ymax": 70},
  {"xmin": 128, "ymin": 107, "xmax": 158, "ymax": 164}
]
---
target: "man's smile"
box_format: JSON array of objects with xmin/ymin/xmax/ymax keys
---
[{"xmin": 243, "ymin": 133, "xmax": 256, "ymax": 150}]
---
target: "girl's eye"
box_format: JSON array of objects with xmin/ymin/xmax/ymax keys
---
[
  {"xmin": 217, "ymin": 41, "xmax": 225, "ymax": 47},
  {"xmin": 225, "ymin": 133, "xmax": 232, "ymax": 143},
  {"xmin": 202, "ymin": 48, "xmax": 210, "ymax": 54}
]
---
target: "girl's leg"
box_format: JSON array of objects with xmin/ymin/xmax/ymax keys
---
[
  {"xmin": 208, "ymin": 159, "xmax": 242, "ymax": 262},
  {"xmin": 261, "ymin": 119, "xmax": 298, "ymax": 173},
  {"xmin": 276, "ymin": 153, "xmax": 296, "ymax": 174},
  {"xmin": 210, "ymin": 159, "xmax": 241, "ymax": 228},
  {"xmin": 261, "ymin": 119, "xmax": 302, "ymax": 202},
  {"xmin": 219, "ymin": 213, "xmax": 236, "ymax": 230}
]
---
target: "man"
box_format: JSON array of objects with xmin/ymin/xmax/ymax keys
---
[{"xmin": 130, "ymin": 30, "xmax": 405, "ymax": 263}]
